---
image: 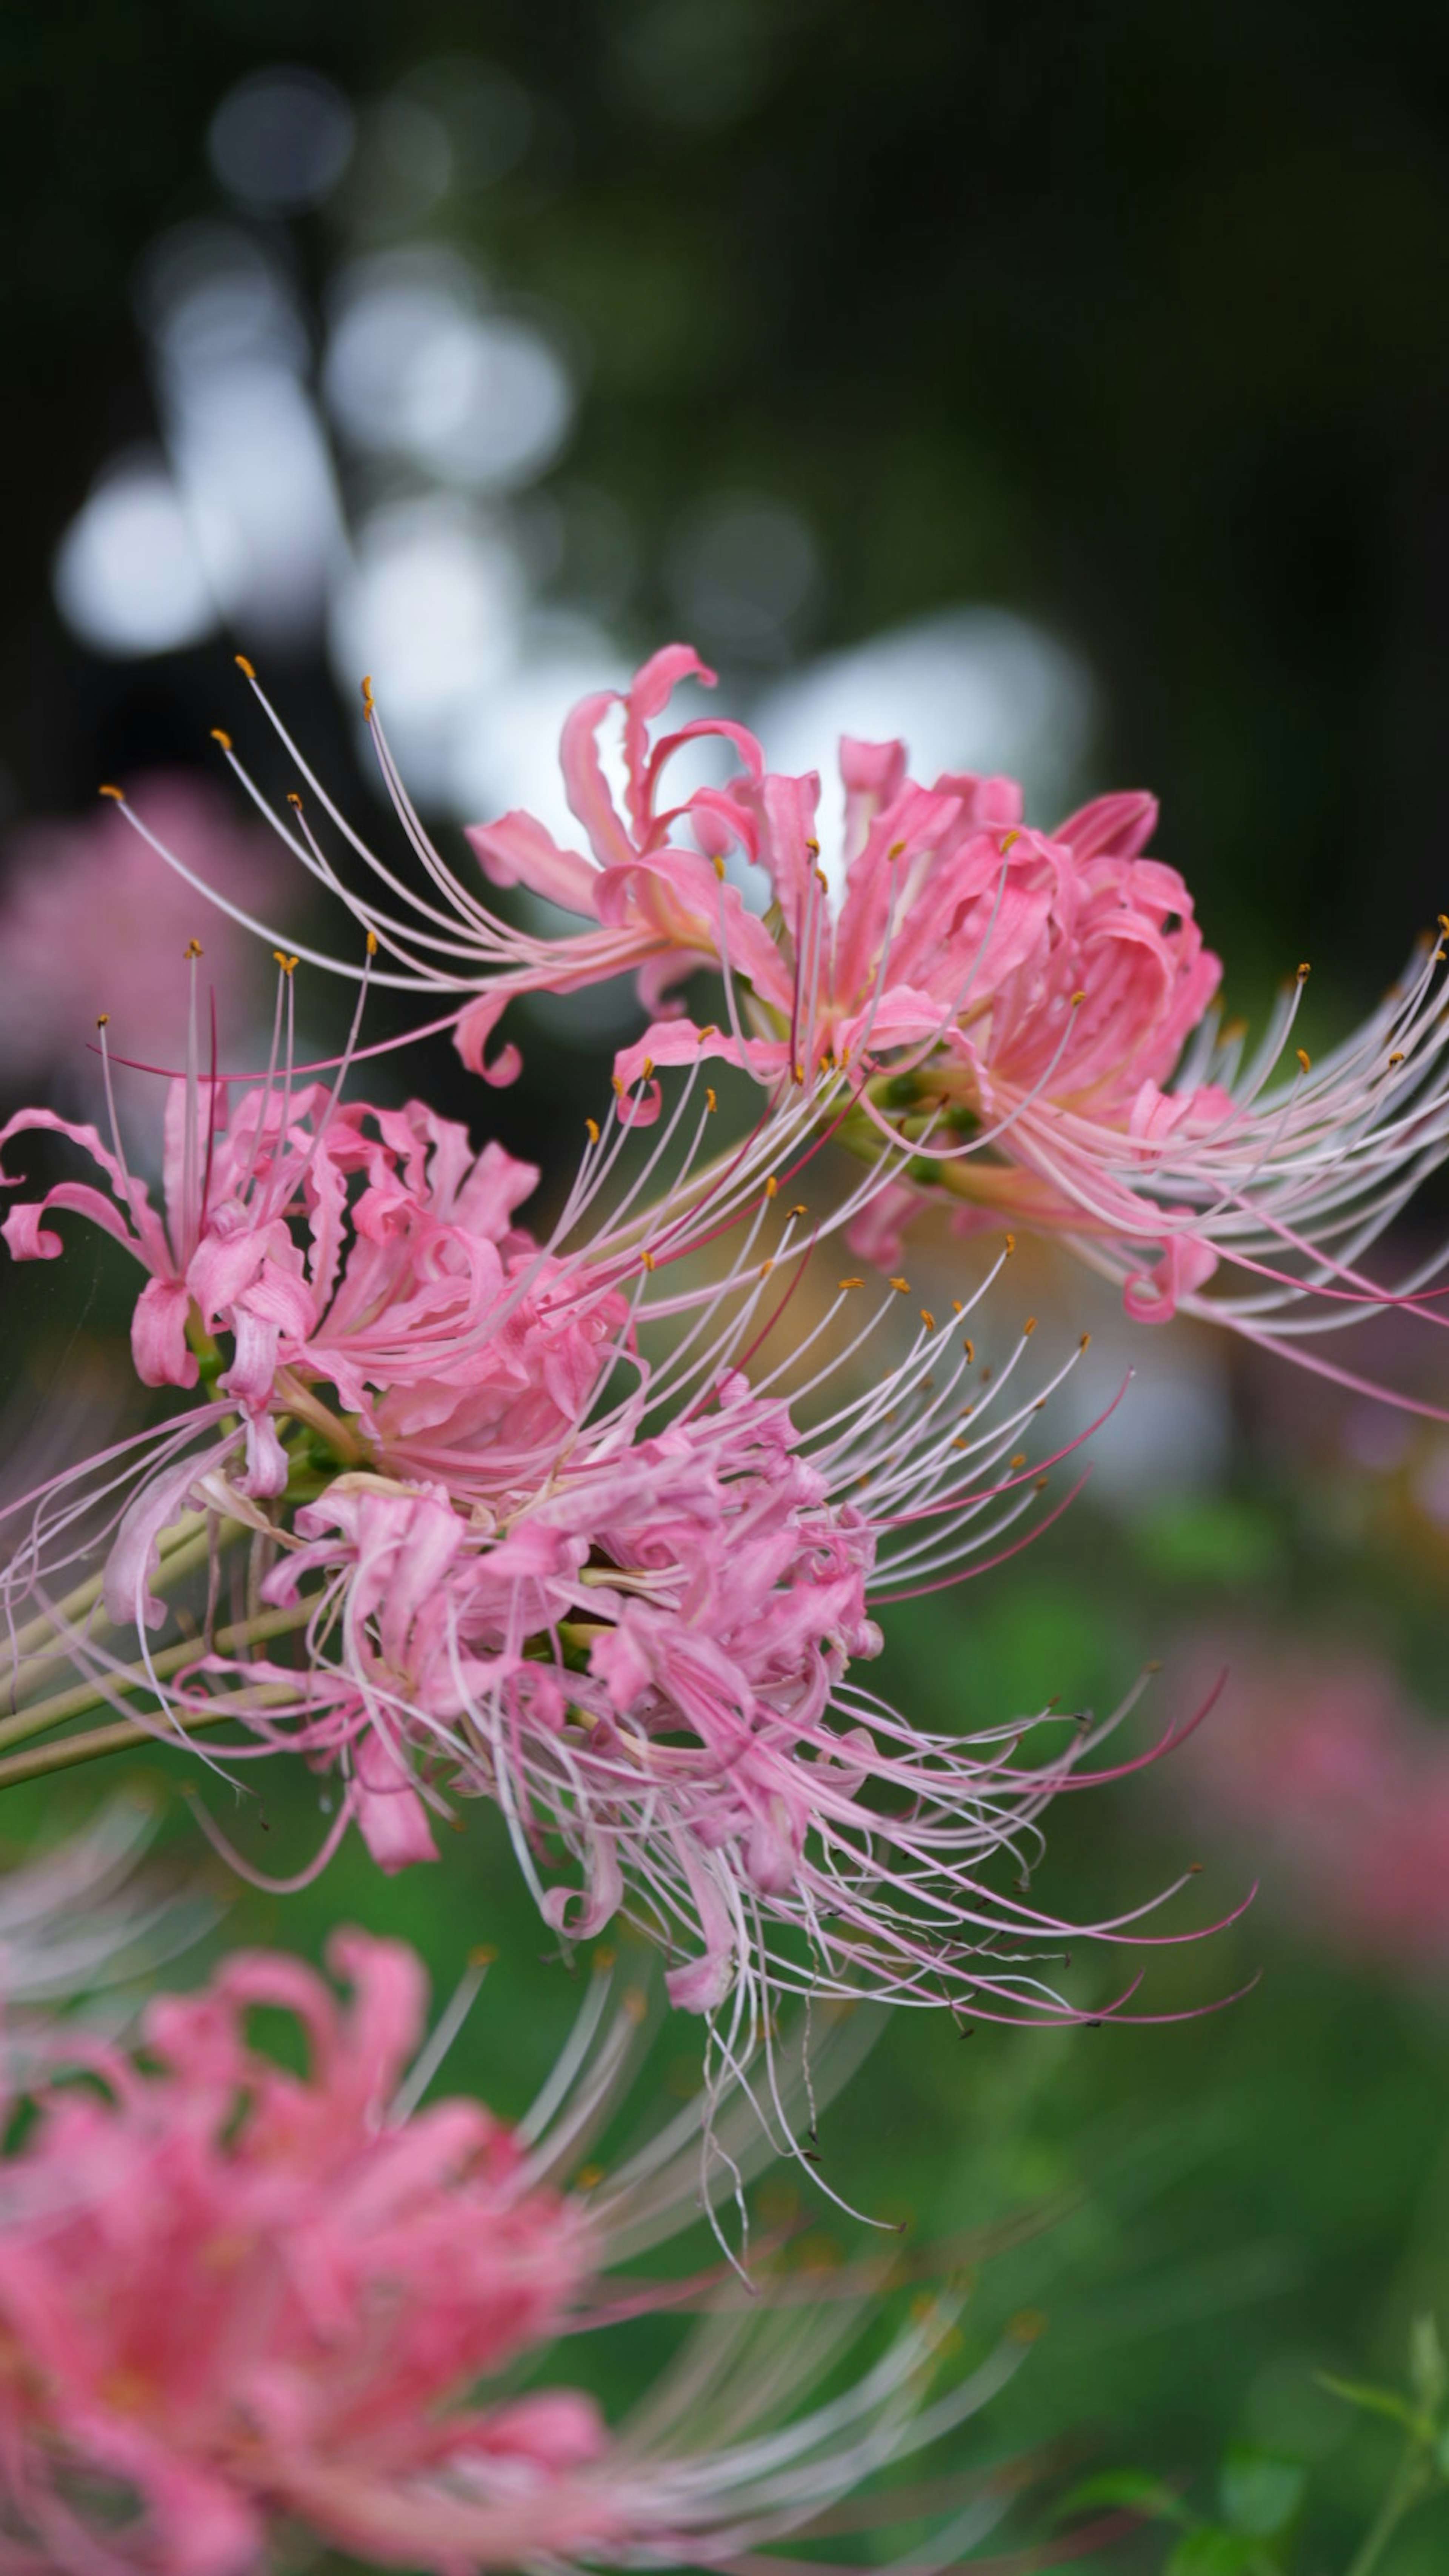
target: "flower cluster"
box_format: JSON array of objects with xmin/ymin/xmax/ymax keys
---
[
  {"xmin": 133, "ymin": 646, "xmax": 1449, "ymax": 1399},
  {"xmin": 0, "ymin": 1927, "xmax": 1044, "ymax": 2576},
  {"xmin": 5, "ymin": 631, "xmax": 1438, "ymax": 2575},
  {"xmin": 1, "ymin": 977, "xmax": 1206, "ymax": 2037}
]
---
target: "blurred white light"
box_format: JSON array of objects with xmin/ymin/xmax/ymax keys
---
[
  {"xmin": 208, "ymin": 68, "xmax": 355, "ymax": 212},
  {"xmin": 53, "ymin": 454, "xmax": 218, "ymax": 657},
  {"xmin": 140, "ymin": 225, "xmax": 309, "ymax": 383},
  {"xmin": 667, "ymin": 495, "xmax": 817, "ymax": 658},
  {"xmin": 324, "ymin": 256, "xmax": 473, "ymax": 448},
  {"xmin": 324, "ymin": 255, "xmax": 573, "ymax": 490},
  {"xmin": 750, "ymin": 608, "xmax": 1097, "ymax": 880},
  {"xmin": 168, "ymin": 366, "xmax": 345, "ymax": 645},
  {"xmin": 135, "ymin": 225, "xmax": 345, "ymax": 647},
  {"xmin": 331, "ymin": 497, "xmax": 526, "ymax": 800},
  {"xmin": 449, "ymin": 619, "xmax": 629, "ymax": 841},
  {"xmin": 405, "ymin": 316, "xmax": 572, "ymax": 486}
]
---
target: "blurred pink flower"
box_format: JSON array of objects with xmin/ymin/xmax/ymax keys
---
[
  {"xmin": 0, "ymin": 1931, "xmax": 1019, "ymax": 2575},
  {"xmin": 0, "ymin": 775, "xmax": 291, "ymax": 1114},
  {"xmin": 1176, "ymin": 1638, "xmax": 1449, "ymax": 1968}
]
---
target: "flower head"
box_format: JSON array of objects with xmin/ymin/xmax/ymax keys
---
[
  {"xmin": 0, "ymin": 1931, "xmax": 1043, "ymax": 2575},
  {"xmin": 136, "ymin": 650, "xmax": 1449, "ymax": 1401}
]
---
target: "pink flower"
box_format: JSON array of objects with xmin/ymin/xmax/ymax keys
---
[
  {"xmin": 1, "ymin": 1046, "xmax": 628, "ymax": 1508},
  {"xmin": 0, "ymin": 1021, "xmax": 1226, "ymax": 2032},
  {"xmin": 0, "ymin": 774, "xmax": 292, "ymax": 1118},
  {"xmin": 20, "ymin": 1290, "xmax": 1218, "ymax": 2031},
  {"xmin": 0, "ymin": 1932, "xmax": 1036, "ymax": 2574},
  {"xmin": 146, "ymin": 651, "xmax": 1449, "ymax": 1384},
  {"xmin": 1174, "ymin": 1636, "xmax": 1449, "ymax": 1972}
]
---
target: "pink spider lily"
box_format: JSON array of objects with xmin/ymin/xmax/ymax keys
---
[
  {"xmin": 125, "ymin": 648, "xmax": 1449, "ymax": 1399},
  {"xmin": 0, "ymin": 1071, "xmax": 1231, "ymax": 2041},
  {"xmin": 0, "ymin": 1928, "xmax": 1058, "ymax": 2576}
]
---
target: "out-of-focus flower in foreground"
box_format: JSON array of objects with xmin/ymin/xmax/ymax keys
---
[
  {"xmin": 0, "ymin": 1930, "xmax": 1036, "ymax": 2576},
  {"xmin": 0, "ymin": 775, "xmax": 292, "ymax": 1117},
  {"xmin": 133, "ymin": 650, "xmax": 1449, "ymax": 1399}
]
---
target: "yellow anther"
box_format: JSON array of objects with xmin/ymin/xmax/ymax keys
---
[
  {"xmin": 1071, "ymin": 988, "xmax": 1086, "ymax": 1006},
  {"xmin": 1000, "ymin": 827, "xmax": 1020, "ymax": 850},
  {"xmin": 920, "ymin": 1308, "xmax": 935, "ymax": 1330},
  {"xmin": 641, "ymin": 1250, "xmax": 655, "ymax": 1273},
  {"xmin": 360, "ymin": 673, "xmax": 375, "ymax": 714},
  {"xmin": 273, "ymin": 950, "xmax": 298, "ymax": 976},
  {"xmin": 468, "ymin": 1944, "xmax": 497, "ymax": 1967},
  {"xmin": 1079, "ymin": 1331, "xmax": 1091, "ymax": 1350},
  {"xmin": 234, "ymin": 653, "xmax": 256, "ymax": 679},
  {"xmin": 759, "ymin": 1259, "xmax": 774, "ymax": 1278},
  {"xmin": 210, "ymin": 728, "xmax": 232, "ymax": 751},
  {"xmin": 765, "ymin": 1176, "xmax": 779, "ymax": 1198},
  {"xmin": 641, "ymin": 1057, "xmax": 654, "ymax": 1080},
  {"xmin": 705, "ymin": 1087, "xmax": 717, "ymax": 1113},
  {"xmin": 95, "ymin": 1012, "xmax": 109, "ymax": 1029},
  {"xmin": 697, "ymin": 1022, "xmax": 718, "ymax": 1040},
  {"xmin": 712, "ymin": 854, "xmax": 726, "ymax": 880},
  {"xmin": 815, "ymin": 867, "xmax": 828, "ymax": 891},
  {"xmin": 286, "ymin": 790, "xmax": 303, "ymax": 808},
  {"xmin": 1439, "ymin": 914, "xmax": 1449, "ymax": 935},
  {"xmin": 1011, "ymin": 1451, "xmax": 1027, "ymax": 1469},
  {"xmin": 611, "ymin": 1074, "xmax": 625, "ymax": 1098},
  {"xmin": 585, "ymin": 1117, "xmax": 600, "ymax": 1144},
  {"xmin": 365, "ymin": 928, "xmax": 378, "ymax": 957},
  {"xmin": 98, "ymin": 782, "xmax": 123, "ymax": 801},
  {"xmin": 574, "ymin": 2163, "xmax": 604, "ymax": 2192},
  {"xmin": 184, "ymin": 938, "xmax": 204, "ymax": 960},
  {"xmin": 889, "ymin": 1275, "xmax": 911, "ymax": 1293},
  {"xmin": 789, "ymin": 1203, "xmax": 808, "ymax": 1217},
  {"xmin": 951, "ymin": 1298, "xmax": 963, "ymax": 1314},
  {"xmin": 1034, "ymin": 1474, "xmax": 1049, "ymax": 1492},
  {"xmin": 1003, "ymin": 1232, "xmax": 1016, "ymax": 1255},
  {"xmin": 887, "ymin": 839, "xmax": 907, "ymax": 860},
  {"xmin": 805, "ymin": 836, "xmax": 820, "ymax": 856},
  {"xmin": 838, "ymin": 1276, "xmax": 863, "ymax": 1290},
  {"xmin": 793, "ymin": 1062, "xmax": 806, "ymax": 1084},
  {"xmin": 962, "ymin": 1337, "xmax": 974, "ymax": 1362},
  {"xmin": 1023, "ymin": 1315, "xmax": 1037, "ymax": 1335},
  {"xmin": 1296, "ymin": 961, "xmax": 1311, "ymax": 981},
  {"xmin": 1389, "ymin": 1051, "xmax": 1406, "ymax": 1067},
  {"xmin": 1296, "ymin": 1047, "xmax": 1311, "ymax": 1073},
  {"xmin": 592, "ymin": 1946, "xmax": 616, "ymax": 1972}
]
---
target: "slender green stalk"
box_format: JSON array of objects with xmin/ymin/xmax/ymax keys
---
[
  {"xmin": 0, "ymin": 1600, "xmax": 312, "ymax": 1754},
  {"xmin": 0, "ymin": 1684, "xmax": 300, "ymax": 1790},
  {"xmin": 0, "ymin": 1516, "xmax": 245, "ymax": 1711},
  {"xmin": 1345, "ymin": 2448, "xmax": 1437, "ymax": 2576},
  {"xmin": 0, "ymin": 1510, "xmax": 214, "ymax": 1678}
]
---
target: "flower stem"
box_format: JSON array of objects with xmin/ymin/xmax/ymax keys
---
[
  {"xmin": 1345, "ymin": 2447, "xmax": 1437, "ymax": 2576},
  {"xmin": 0, "ymin": 1600, "xmax": 311, "ymax": 1755},
  {"xmin": 0, "ymin": 1683, "xmax": 301, "ymax": 1790}
]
